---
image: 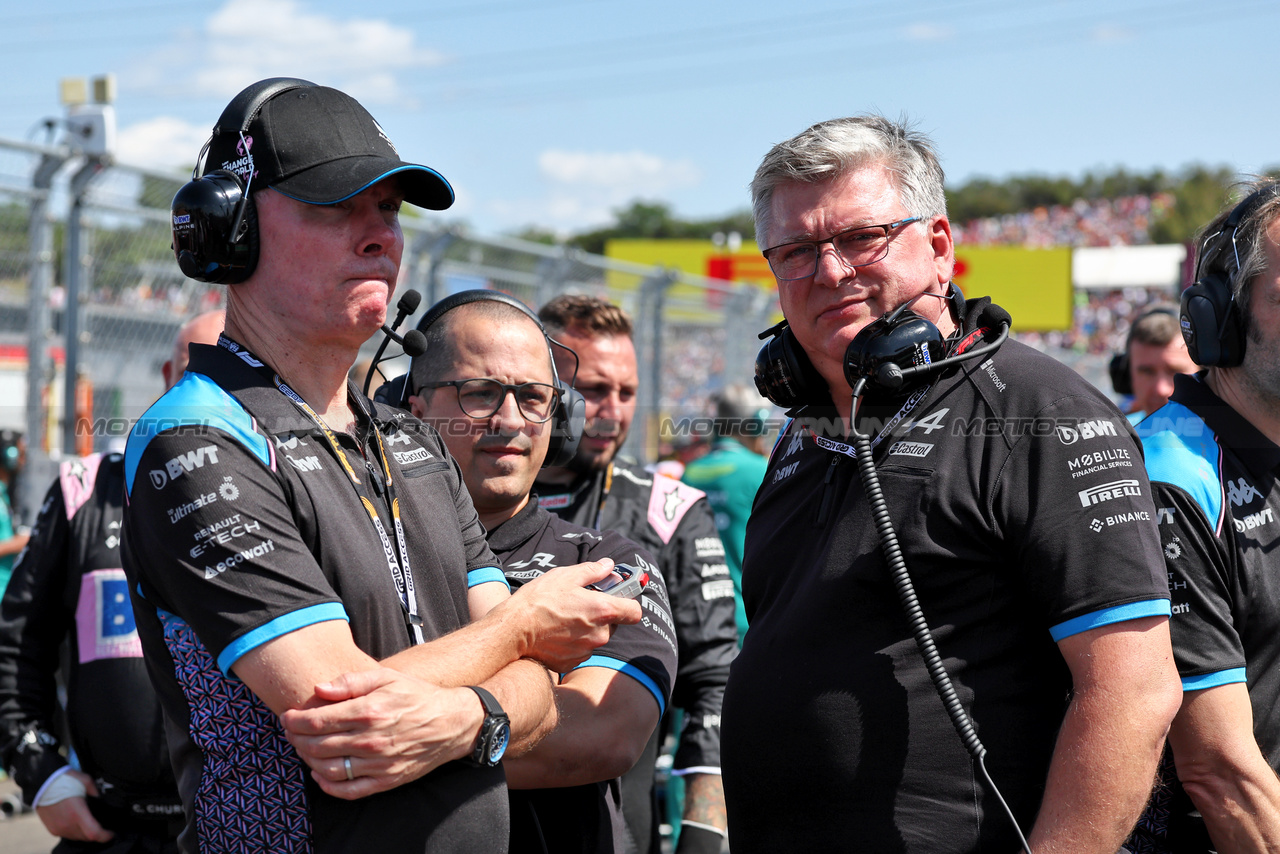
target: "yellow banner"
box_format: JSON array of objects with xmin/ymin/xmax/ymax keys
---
[{"xmin": 605, "ymin": 240, "xmax": 1074, "ymax": 331}]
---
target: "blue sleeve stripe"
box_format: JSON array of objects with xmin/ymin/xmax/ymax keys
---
[
  {"xmin": 124, "ymin": 372, "xmax": 271, "ymax": 495},
  {"xmin": 1050, "ymin": 599, "xmax": 1172, "ymax": 642},
  {"xmin": 216, "ymin": 602, "xmax": 349, "ymax": 676},
  {"xmin": 572, "ymin": 653, "xmax": 666, "ymax": 717},
  {"xmin": 467, "ymin": 567, "xmax": 509, "ymax": 590},
  {"xmin": 1182, "ymin": 668, "xmax": 1247, "ymax": 692}
]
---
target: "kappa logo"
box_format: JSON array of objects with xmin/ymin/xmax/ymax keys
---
[
  {"xmin": 1056, "ymin": 419, "xmax": 1118, "ymax": 445},
  {"xmin": 273, "ymin": 434, "xmax": 308, "ymax": 452},
  {"xmin": 149, "ymin": 445, "xmax": 220, "ymax": 489},
  {"xmin": 1078, "ymin": 478, "xmax": 1142, "ymax": 507},
  {"xmin": 1227, "ymin": 478, "xmax": 1262, "ymax": 508}
]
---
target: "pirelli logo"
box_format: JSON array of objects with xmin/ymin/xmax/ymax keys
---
[{"xmin": 1078, "ymin": 479, "xmax": 1142, "ymax": 507}]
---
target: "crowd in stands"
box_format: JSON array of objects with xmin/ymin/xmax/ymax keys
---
[{"xmin": 951, "ymin": 193, "xmax": 1174, "ymax": 248}]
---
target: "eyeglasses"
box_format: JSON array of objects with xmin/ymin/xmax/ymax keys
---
[
  {"xmin": 762, "ymin": 216, "xmax": 921, "ymax": 281},
  {"xmin": 418, "ymin": 378, "xmax": 561, "ymax": 423}
]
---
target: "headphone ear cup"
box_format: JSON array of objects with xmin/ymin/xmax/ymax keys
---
[
  {"xmin": 1181, "ymin": 276, "xmax": 1243, "ymax": 368},
  {"xmin": 544, "ymin": 386, "xmax": 586, "ymax": 468},
  {"xmin": 1109, "ymin": 352, "xmax": 1133, "ymax": 396},
  {"xmin": 754, "ymin": 325, "xmax": 828, "ymax": 409},
  {"xmin": 171, "ymin": 170, "xmax": 257, "ymax": 284}
]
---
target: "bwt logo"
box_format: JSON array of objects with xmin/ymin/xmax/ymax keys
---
[
  {"xmin": 1078, "ymin": 479, "xmax": 1142, "ymax": 507},
  {"xmin": 149, "ymin": 445, "xmax": 220, "ymax": 489},
  {"xmin": 1056, "ymin": 419, "xmax": 1118, "ymax": 445}
]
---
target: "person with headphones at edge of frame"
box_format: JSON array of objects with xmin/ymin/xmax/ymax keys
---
[
  {"xmin": 719, "ymin": 113, "xmax": 1182, "ymax": 854},
  {"xmin": 1126, "ymin": 179, "xmax": 1280, "ymax": 853},
  {"xmin": 371, "ymin": 289, "xmax": 676, "ymax": 853},
  {"xmin": 121, "ymin": 77, "xmax": 642, "ymax": 854},
  {"xmin": 1108, "ymin": 305, "xmax": 1198, "ymax": 424}
]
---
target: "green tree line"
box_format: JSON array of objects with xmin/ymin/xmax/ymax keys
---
[{"xmin": 546, "ymin": 163, "xmax": 1279, "ymax": 253}]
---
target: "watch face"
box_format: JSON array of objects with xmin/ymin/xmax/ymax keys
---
[{"xmin": 488, "ymin": 721, "xmax": 511, "ymax": 764}]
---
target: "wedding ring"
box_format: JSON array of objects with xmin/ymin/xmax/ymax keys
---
[{"xmin": 343, "ymin": 756, "xmax": 354, "ymax": 781}]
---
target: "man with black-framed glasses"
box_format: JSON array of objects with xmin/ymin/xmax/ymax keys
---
[
  {"xmin": 405, "ymin": 295, "xmax": 678, "ymax": 854},
  {"xmin": 722, "ymin": 113, "xmax": 1180, "ymax": 854}
]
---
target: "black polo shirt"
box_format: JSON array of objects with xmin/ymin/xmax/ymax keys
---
[
  {"xmin": 1128, "ymin": 373, "xmax": 1280, "ymax": 852},
  {"xmin": 490, "ymin": 499, "xmax": 676, "ymax": 854},
  {"xmin": 722, "ymin": 301, "xmax": 1170, "ymax": 853},
  {"xmin": 121, "ymin": 342, "xmax": 507, "ymax": 854}
]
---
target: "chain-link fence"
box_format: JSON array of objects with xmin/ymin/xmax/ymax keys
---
[{"xmin": 0, "ymin": 136, "xmax": 778, "ymax": 523}]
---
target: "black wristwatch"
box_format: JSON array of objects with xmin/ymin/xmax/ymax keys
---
[{"xmin": 465, "ymin": 686, "xmax": 510, "ymax": 767}]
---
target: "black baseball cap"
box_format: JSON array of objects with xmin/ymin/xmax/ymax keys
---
[{"xmin": 204, "ymin": 79, "xmax": 453, "ymax": 210}]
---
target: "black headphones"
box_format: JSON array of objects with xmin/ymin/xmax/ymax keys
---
[
  {"xmin": 754, "ymin": 284, "xmax": 987, "ymax": 408},
  {"xmin": 1108, "ymin": 306, "xmax": 1179, "ymax": 396},
  {"xmin": 171, "ymin": 77, "xmax": 317, "ymax": 284},
  {"xmin": 1181, "ymin": 183, "xmax": 1280, "ymax": 367},
  {"xmin": 392, "ymin": 290, "xmax": 587, "ymax": 468}
]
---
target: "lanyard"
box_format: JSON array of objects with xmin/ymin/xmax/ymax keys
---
[{"xmin": 218, "ymin": 335, "xmax": 425, "ymax": 645}]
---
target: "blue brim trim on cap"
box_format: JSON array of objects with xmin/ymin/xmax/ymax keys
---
[{"xmin": 271, "ymin": 164, "xmax": 455, "ymax": 208}]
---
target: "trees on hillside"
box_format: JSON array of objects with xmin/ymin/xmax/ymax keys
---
[{"xmin": 558, "ymin": 164, "xmax": 1272, "ymax": 249}]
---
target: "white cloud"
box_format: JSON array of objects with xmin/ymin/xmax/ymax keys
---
[
  {"xmin": 538, "ymin": 150, "xmax": 700, "ymax": 191},
  {"xmin": 904, "ymin": 23, "xmax": 953, "ymax": 42},
  {"xmin": 115, "ymin": 116, "xmax": 210, "ymax": 172},
  {"xmin": 1090, "ymin": 25, "xmax": 1134, "ymax": 43},
  {"xmin": 132, "ymin": 0, "xmax": 444, "ymax": 105},
  {"xmin": 466, "ymin": 149, "xmax": 704, "ymax": 234}
]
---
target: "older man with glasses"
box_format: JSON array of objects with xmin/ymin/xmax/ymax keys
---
[{"xmin": 721, "ymin": 114, "xmax": 1181, "ymax": 854}]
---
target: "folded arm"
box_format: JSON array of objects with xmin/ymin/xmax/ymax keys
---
[{"xmin": 504, "ymin": 665, "xmax": 660, "ymax": 789}]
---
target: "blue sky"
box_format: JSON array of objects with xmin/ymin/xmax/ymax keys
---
[{"xmin": 2, "ymin": 0, "xmax": 1276, "ymax": 236}]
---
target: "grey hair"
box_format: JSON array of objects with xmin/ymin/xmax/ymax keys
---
[
  {"xmin": 750, "ymin": 114, "xmax": 947, "ymax": 246},
  {"xmin": 1195, "ymin": 178, "xmax": 1280, "ymax": 328}
]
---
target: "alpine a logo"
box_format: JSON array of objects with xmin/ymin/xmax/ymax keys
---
[{"xmin": 1078, "ymin": 478, "xmax": 1142, "ymax": 507}]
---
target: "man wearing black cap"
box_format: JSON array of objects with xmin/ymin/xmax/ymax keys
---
[{"xmin": 122, "ymin": 79, "xmax": 639, "ymax": 854}]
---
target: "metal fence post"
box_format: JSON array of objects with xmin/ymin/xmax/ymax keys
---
[
  {"xmin": 62, "ymin": 157, "xmax": 106, "ymax": 457},
  {"xmin": 628, "ymin": 268, "xmax": 675, "ymax": 462},
  {"xmin": 21, "ymin": 150, "xmax": 70, "ymax": 521}
]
